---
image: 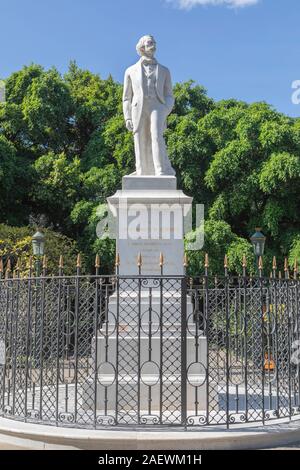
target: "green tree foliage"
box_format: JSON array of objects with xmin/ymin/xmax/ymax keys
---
[
  {"xmin": 186, "ymin": 220, "xmax": 254, "ymax": 276},
  {"xmin": 0, "ymin": 224, "xmax": 79, "ymax": 275},
  {"xmin": 0, "ymin": 64, "xmax": 299, "ymax": 274},
  {"xmin": 32, "ymin": 151, "xmax": 82, "ymax": 230},
  {"xmin": 0, "ymin": 136, "xmax": 17, "ymax": 220},
  {"xmin": 289, "ymin": 236, "xmax": 300, "ymax": 269}
]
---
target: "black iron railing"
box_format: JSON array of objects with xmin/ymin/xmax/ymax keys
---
[{"xmin": 0, "ymin": 270, "xmax": 299, "ymax": 429}]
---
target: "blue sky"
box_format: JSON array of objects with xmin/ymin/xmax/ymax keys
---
[{"xmin": 0, "ymin": 0, "xmax": 299, "ymax": 116}]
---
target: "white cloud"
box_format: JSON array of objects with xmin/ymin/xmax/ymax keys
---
[{"xmin": 167, "ymin": 0, "xmax": 259, "ymax": 9}]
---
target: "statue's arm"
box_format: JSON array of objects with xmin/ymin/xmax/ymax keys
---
[
  {"xmin": 123, "ymin": 69, "xmax": 133, "ymax": 123},
  {"xmin": 164, "ymin": 68, "xmax": 175, "ymax": 113}
]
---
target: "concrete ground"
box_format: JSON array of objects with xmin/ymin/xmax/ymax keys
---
[
  {"xmin": 264, "ymin": 442, "xmax": 300, "ymax": 450},
  {"xmin": 1, "ymin": 416, "xmax": 300, "ymax": 450}
]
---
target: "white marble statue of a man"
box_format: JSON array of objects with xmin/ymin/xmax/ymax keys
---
[{"xmin": 123, "ymin": 35, "xmax": 175, "ymax": 176}]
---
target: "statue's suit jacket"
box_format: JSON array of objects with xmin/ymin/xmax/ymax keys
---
[{"xmin": 123, "ymin": 58, "xmax": 175, "ymax": 133}]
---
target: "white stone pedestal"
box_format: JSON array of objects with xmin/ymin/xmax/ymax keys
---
[
  {"xmin": 107, "ymin": 175, "xmax": 192, "ymax": 275},
  {"xmin": 84, "ymin": 330, "xmax": 207, "ymax": 414},
  {"xmin": 82, "ymin": 175, "xmax": 208, "ymax": 420}
]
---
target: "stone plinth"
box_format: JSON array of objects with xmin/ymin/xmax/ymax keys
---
[
  {"xmin": 107, "ymin": 175, "xmax": 192, "ymax": 276},
  {"xmin": 82, "ymin": 174, "xmax": 208, "ymax": 418},
  {"xmin": 122, "ymin": 175, "xmax": 177, "ymax": 191},
  {"xmin": 83, "ymin": 332, "xmax": 207, "ymax": 413}
]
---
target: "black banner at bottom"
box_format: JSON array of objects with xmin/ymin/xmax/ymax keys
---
[{"xmin": 0, "ymin": 449, "xmax": 299, "ymax": 467}]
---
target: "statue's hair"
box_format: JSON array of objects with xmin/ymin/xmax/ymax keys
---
[{"xmin": 136, "ymin": 35, "xmax": 156, "ymax": 56}]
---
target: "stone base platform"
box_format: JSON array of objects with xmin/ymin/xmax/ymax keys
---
[
  {"xmin": 1, "ymin": 417, "xmax": 300, "ymax": 450},
  {"xmin": 82, "ymin": 334, "xmax": 207, "ymax": 412},
  {"xmin": 122, "ymin": 174, "xmax": 177, "ymax": 190}
]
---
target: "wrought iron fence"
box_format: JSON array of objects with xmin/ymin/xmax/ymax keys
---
[{"xmin": 0, "ymin": 262, "xmax": 299, "ymax": 429}]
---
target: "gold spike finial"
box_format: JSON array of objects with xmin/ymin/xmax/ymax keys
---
[
  {"xmin": 0, "ymin": 258, "xmax": 3, "ymax": 273},
  {"xmin": 204, "ymin": 253, "xmax": 209, "ymax": 268},
  {"xmin": 42, "ymin": 255, "xmax": 47, "ymax": 269},
  {"xmin": 284, "ymin": 257, "xmax": 289, "ymax": 272},
  {"xmin": 242, "ymin": 254, "xmax": 247, "ymax": 268},
  {"xmin": 159, "ymin": 253, "xmax": 164, "ymax": 267},
  {"xmin": 76, "ymin": 253, "xmax": 82, "ymax": 268},
  {"xmin": 294, "ymin": 259, "xmax": 298, "ymax": 274},
  {"xmin": 15, "ymin": 259, "xmax": 20, "ymax": 275},
  {"xmin": 115, "ymin": 253, "xmax": 120, "ymax": 267},
  {"xmin": 272, "ymin": 256, "xmax": 277, "ymax": 270},
  {"xmin": 6, "ymin": 259, "xmax": 11, "ymax": 273},
  {"xmin": 224, "ymin": 255, "xmax": 228, "ymax": 269},
  {"xmin": 95, "ymin": 254, "xmax": 100, "ymax": 269},
  {"xmin": 183, "ymin": 253, "xmax": 188, "ymax": 268},
  {"xmin": 258, "ymin": 256, "xmax": 263, "ymax": 270},
  {"xmin": 59, "ymin": 255, "xmax": 64, "ymax": 269},
  {"xmin": 137, "ymin": 253, "xmax": 142, "ymax": 267}
]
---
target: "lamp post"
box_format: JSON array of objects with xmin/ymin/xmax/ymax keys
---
[
  {"xmin": 250, "ymin": 228, "xmax": 266, "ymax": 273},
  {"xmin": 32, "ymin": 231, "xmax": 45, "ymax": 276}
]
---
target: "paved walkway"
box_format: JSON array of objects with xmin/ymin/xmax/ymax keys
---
[
  {"xmin": 265, "ymin": 442, "xmax": 300, "ymax": 450},
  {"xmin": 2, "ymin": 416, "xmax": 300, "ymax": 450}
]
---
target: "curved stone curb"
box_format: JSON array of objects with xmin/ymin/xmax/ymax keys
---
[{"xmin": 1, "ymin": 418, "xmax": 300, "ymax": 450}]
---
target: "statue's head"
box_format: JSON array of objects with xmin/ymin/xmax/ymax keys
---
[{"xmin": 136, "ymin": 35, "xmax": 156, "ymax": 58}]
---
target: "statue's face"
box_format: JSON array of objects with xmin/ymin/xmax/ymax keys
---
[{"xmin": 143, "ymin": 37, "xmax": 156, "ymax": 57}]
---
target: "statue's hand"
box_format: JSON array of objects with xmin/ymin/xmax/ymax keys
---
[{"xmin": 126, "ymin": 119, "xmax": 133, "ymax": 132}]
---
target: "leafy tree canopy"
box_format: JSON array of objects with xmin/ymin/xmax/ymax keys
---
[
  {"xmin": 0, "ymin": 224, "xmax": 79, "ymax": 276},
  {"xmin": 0, "ymin": 63, "xmax": 299, "ymax": 274}
]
